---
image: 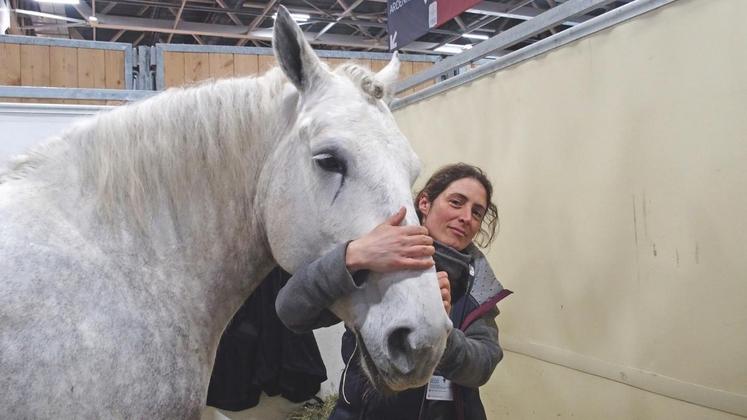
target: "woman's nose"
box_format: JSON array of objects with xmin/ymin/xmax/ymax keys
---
[{"xmin": 457, "ymin": 208, "xmax": 473, "ymax": 223}]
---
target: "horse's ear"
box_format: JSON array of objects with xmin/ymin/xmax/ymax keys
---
[
  {"xmin": 273, "ymin": 6, "xmax": 327, "ymax": 93},
  {"xmin": 374, "ymin": 51, "xmax": 401, "ymax": 104}
]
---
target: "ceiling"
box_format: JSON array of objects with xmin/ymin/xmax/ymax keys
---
[{"xmin": 8, "ymin": 0, "xmax": 633, "ymax": 56}]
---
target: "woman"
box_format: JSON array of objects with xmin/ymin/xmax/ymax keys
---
[{"xmin": 276, "ymin": 163, "xmax": 512, "ymax": 420}]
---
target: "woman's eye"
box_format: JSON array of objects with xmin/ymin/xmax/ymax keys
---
[{"xmin": 313, "ymin": 153, "xmax": 346, "ymax": 175}]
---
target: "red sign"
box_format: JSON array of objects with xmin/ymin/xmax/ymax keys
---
[{"xmin": 436, "ymin": 0, "xmax": 482, "ymax": 27}]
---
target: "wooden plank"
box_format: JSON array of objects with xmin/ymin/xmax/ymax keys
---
[
  {"xmin": 411, "ymin": 61, "xmax": 434, "ymax": 93},
  {"xmin": 20, "ymin": 45, "xmax": 50, "ymax": 103},
  {"xmin": 370, "ymin": 59, "xmax": 388, "ymax": 73},
  {"xmin": 209, "ymin": 53, "xmax": 234, "ymax": 80},
  {"xmin": 398, "ymin": 60, "xmax": 414, "ymax": 97},
  {"xmin": 233, "ymin": 54, "xmax": 259, "ymax": 77},
  {"xmin": 104, "ymin": 50, "xmax": 125, "ymax": 89},
  {"xmin": 0, "ymin": 43, "xmax": 22, "ymax": 85},
  {"xmin": 257, "ymin": 55, "xmax": 276, "ymax": 75},
  {"xmin": 0, "ymin": 43, "xmax": 22, "ymax": 103},
  {"xmin": 184, "ymin": 52, "xmax": 210, "ymax": 84},
  {"xmin": 105, "ymin": 50, "xmax": 125, "ymax": 105},
  {"xmin": 50, "ymin": 46, "xmax": 79, "ymax": 104},
  {"xmin": 163, "ymin": 51, "xmax": 185, "ymax": 88},
  {"xmin": 324, "ymin": 58, "xmax": 348, "ymax": 71},
  {"xmin": 78, "ymin": 48, "xmax": 107, "ymax": 105}
]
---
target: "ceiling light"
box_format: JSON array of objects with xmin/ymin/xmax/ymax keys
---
[
  {"xmin": 434, "ymin": 43, "xmax": 472, "ymax": 54},
  {"xmin": 33, "ymin": 0, "xmax": 80, "ymax": 4},
  {"xmin": 271, "ymin": 12, "xmax": 309, "ymax": 22},
  {"xmin": 463, "ymin": 33, "xmax": 488, "ymax": 40},
  {"xmin": 87, "ymin": 15, "xmax": 98, "ymax": 22}
]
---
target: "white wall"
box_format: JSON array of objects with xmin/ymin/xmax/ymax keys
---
[
  {"xmin": 394, "ymin": 0, "xmax": 747, "ymax": 418},
  {"xmin": 0, "ymin": 103, "xmax": 107, "ymax": 166}
]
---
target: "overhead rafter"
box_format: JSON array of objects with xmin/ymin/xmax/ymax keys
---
[
  {"xmin": 165, "ymin": 0, "xmax": 186, "ymax": 43},
  {"xmin": 314, "ymin": 0, "xmax": 363, "ymax": 40}
]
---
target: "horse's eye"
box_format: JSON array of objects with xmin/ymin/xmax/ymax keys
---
[{"xmin": 313, "ymin": 153, "xmax": 346, "ymax": 175}]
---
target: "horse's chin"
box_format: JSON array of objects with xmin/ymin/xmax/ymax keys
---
[{"xmin": 354, "ymin": 330, "xmax": 429, "ymax": 395}]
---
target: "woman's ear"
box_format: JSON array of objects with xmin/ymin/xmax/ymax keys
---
[{"xmin": 417, "ymin": 195, "xmax": 430, "ymax": 218}]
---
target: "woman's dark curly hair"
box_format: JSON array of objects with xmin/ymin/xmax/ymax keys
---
[{"xmin": 414, "ymin": 163, "xmax": 499, "ymax": 248}]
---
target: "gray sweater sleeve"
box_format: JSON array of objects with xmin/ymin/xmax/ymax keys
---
[
  {"xmin": 275, "ymin": 242, "xmax": 361, "ymax": 333},
  {"xmin": 437, "ymin": 306, "xmax": 503, "ymax": 388}
]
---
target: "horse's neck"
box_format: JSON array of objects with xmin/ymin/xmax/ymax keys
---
[{"xmin": 53, "ymin": 72, "xmax": 290, "ymax": 324}]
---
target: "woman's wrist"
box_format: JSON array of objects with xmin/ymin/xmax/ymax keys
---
[{"xmin": 345, "ymin": 240, "xmax": 365, "ymax": 273}]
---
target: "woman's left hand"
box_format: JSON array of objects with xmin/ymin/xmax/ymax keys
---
[{"xmin": 437, "ymin": 271, "xmax": 451, "ymax": 315}]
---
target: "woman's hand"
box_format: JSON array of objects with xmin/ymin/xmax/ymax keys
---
[
  {"xmin": 345, "ymin": 207, "xmax": 435, "ymax": 273},
  {"xmin": 438, "ymin": 271, "xmax": 451, "ymax": 315}
]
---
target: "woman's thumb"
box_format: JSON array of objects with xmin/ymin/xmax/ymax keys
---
[{"xmin": 386, "ymin": 206, "xmax": 407, "ymax": 226}]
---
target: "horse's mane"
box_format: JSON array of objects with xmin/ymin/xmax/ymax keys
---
[{"xmin": 1, "ymin": 62, "xmax": 384, "ymax": 231}]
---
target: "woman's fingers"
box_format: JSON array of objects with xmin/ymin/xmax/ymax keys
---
[
  {"xmin": 438, "ymin": 271, "xmax": 452, "ymax": 315},
  {"xmin": 402, "ymin": 245, "xmax": 435, "ymax": 258},
  {"xmin": 400, "ymin": 225, "xmax": 430, "ymax": 236},
  {"xmin": 396, "ymin": 257, "xmax": 434, "ymax": 270}
]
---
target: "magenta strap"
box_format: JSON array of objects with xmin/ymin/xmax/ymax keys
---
[{"xmin": 460, "ymin": 289, "xmax": 513, "ymax": 330}]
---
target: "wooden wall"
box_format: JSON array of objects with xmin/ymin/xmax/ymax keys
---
[
  {"xmin": 0, "ymin": 43, "xmax": 126, "ymax": 105},
  {"xmin": 161, "ymin": 51, "xmax": 434, "ymax": 96}
]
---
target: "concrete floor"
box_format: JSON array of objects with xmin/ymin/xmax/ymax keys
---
[{"xmin": 201, "ymin": 393, "xmax": 305, "ymax": 420}]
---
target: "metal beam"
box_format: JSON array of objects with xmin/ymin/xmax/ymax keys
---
[
  {"xmin": 334, "ymin": 0, "xmax": 374, "ymax": 39},
  {"xmin": 0, "ymin": 86, "xmax": 154, "ymax": 101},
  {"xmin": 12, "ymin": 9, "xmax": 86, "ymax": 23},
  {"xmin": 100, "ymin": 2, "xmax": 117, "ymax": 15},
  {"xmin": 392, "ymin": 0, "xmax": 673, "ymax": 107},
  {"xmin": 314, "ymin": 0, "xmax": 364, "ymax": 40},
  {"xmin": 397, "ymin": 0, "xmax": 619, "ymax": 92},
  {"xmin": 246, "ymin": 0, "xmax": 275, "ymax": 32},
  {"xmin": 109, "ymin": 28, "xmax": 125, "ymax": 41},
  {"xmin": 165, "ymin": 0, "xmax": 186, "ymax": 43},
  {"xmin": 468, "ymin": 2, "xmax": 586, "ymax": 25},
  {"xmin": 214, "ymin": 0, "xmax": 242, "ymax": 26}
]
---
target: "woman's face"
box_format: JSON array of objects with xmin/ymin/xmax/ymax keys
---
[{"xmin": 418, "ymin": 177, "xmax": 488, "ymax": 251}]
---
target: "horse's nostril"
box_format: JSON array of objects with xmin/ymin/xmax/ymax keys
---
[{"xmin": 387, "ymin": 327, "xmax": 416, "ymax": 375}]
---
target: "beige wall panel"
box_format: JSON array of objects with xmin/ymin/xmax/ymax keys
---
[
  {"xmin": 233, "ymin": 54, "xmax": 259, "ymax": 77},
  {"xmin": 485, "ymin": 352, "xmax": 746, "ymax": 420},
  {"xmin": 20, "ymin": 44, "xmax": 50, "ymax": 103},
  {"xmin": 257, "ymin": 55, "xmax": 276, "ymax": 75},
  {"xmin": 209, "ymin": 53, "xmax": 234, "ymax": 80},
  {"xmin": 50, "ymin": 47, "xmax": 78, "ymax": 104},
  {"xmin": 394, "ymin": 0, "xmax": 747, "ymax": 417},
  {"xmin": 184, "ymin": 52, "xmax": 210, "ymax": 84},
  {"xmin": 163, "ymin": 51, "xmax": 186, "ymax": 88},
  {"xmin": 0, "ymin": 43, "xmax": 22, "ymax": 103}
]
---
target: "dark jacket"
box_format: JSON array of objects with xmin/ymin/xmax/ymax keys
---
[
  {"xmin": 276, "ymin": 242, "xmax": 512, "ymax": 420},
  {"xmin": 207, "ymin": 268, "xmax": 327, "ymax": 411}
]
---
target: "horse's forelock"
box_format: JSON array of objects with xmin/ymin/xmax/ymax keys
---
[{"xmin": 335, "ymin": 63, "xmax": 386, "ymax": 101}]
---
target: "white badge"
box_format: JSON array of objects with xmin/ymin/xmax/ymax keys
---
[
  {"xmin": 426, "ymin": 375, "xmax": 454, "ymax": 401},
  {"xmin": 469, "ymin": 264, "xmax": 475, "ymax": 277}
]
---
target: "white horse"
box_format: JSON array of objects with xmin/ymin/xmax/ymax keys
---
[{"xmin": 0, "ymin": 7, "xmax": 450, "ymax": 419}]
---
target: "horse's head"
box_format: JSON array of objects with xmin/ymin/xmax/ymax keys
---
[{"xmin": 258, "ymin": 7, "xmax": 451, "ymax": 392}]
